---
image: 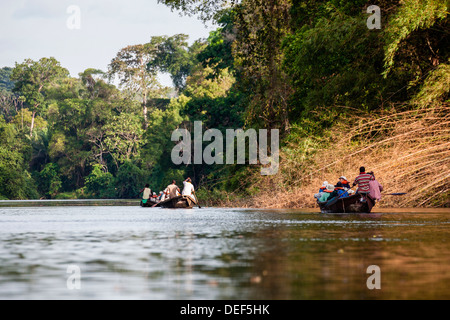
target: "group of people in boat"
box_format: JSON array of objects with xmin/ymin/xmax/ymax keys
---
[
  {"xmin": 139, "ymin": 178, "xmax": 197, "ymax": 206},
  {"xmin": 315, "ymin": 166, "xmax": 383, "ymax": 204}
]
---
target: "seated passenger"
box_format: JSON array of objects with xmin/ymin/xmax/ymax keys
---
[
  {"xmin": 335, "ymin": 176, "xmax": 351, "ymax": 189},
  {"xmin": 150, "ymin": 192, "xmax": 159, "ymax": 203},
  {"xmin": 166, "ymin": 180, "xmax": 181, "ymax": 199},
  {"xmin": 319, "ymin": 181, "xmax": 328, "ymax": 193},
  {"xmin": 315, "ymin": 181, "xmax": 329, "ymax": 199},
  {"xmin": 335, "ymin": 176, "xmax": 351, "ymax": 197},
  {"xmin": 319, "ymin": 184, "xmax": 338, "ymax": 202}
]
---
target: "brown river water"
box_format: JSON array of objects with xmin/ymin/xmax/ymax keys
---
[{"xmin": 0, "ymin": 200, "xmax": 449, "ymax": 300}]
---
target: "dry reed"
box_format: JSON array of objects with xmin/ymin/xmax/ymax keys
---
[{"xmin": 232, "ymin": 103, "xmax": 450, "ymax": 209}]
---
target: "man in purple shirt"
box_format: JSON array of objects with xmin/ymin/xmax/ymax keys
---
[{"xmin": 368, "ymin": 171, "xmax": 384, "ymax": 200}]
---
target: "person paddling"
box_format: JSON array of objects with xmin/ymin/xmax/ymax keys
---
[
  {"xmin": 352, "ymin": 167, "xmax": 372, "ymax": 194},
  {"xmin": 139, "ymin": 184, "xmax": 152, "ymax": 205},
  {"xmin": 368, "ymin": 171, "xmax": 383, "ymax": 201},
  {"xmin": 182, "ymin": 177, "xmax": 196, "ymax": 202}
]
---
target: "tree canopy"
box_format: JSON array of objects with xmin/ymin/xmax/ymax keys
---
[{"xmin": 0, "ymin": 0, "xmax": 447, "ymax": 207}]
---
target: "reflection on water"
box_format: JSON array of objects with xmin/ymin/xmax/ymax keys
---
[{"xmin": 0, "ymin": 202, "xmax": 449, "ymax": 300}]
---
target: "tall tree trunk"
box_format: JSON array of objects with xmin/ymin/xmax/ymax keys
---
[
  {"xmin": 30, "ymin": 110, "xmax": 36, "ymax": 137},
  {"xmin": 143, "ymin": 92, "xmax": 148, "ymax": 130},
  {"xmin": 143, "ymin": 104, "xmax": 148, "ymax": 130}
]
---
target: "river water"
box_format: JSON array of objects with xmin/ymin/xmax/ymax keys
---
[{"xmin": 0, "ymin": 201, "xmax": 449, "ymax": 300}]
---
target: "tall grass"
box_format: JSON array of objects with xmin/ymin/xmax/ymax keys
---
[
  {"xmin": 242, "ymin": 102, "xmax": 449, "ymax": 209},
  {"xmin": 203, "ymin": 62, "xmax": 449, "ymax": 209}
]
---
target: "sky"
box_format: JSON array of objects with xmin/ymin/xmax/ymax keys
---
[{"xmin": 0, "ymin": 0, "xmax": 214, "ymax": 87}]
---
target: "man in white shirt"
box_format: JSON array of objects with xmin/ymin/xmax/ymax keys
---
[
  {"xmin": 182, "ymin": 178, "xmax": 196, "ymax": 202},
  {"xmin": 140, "ymin": 184, "xmax": 151, "ymax": 200},
  {"xmin": 139, "ymin": 184, "xmax": 152, "ymax": 206}
]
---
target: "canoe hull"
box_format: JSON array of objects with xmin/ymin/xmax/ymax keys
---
[
  {"xmin": 154, "ymin": 195, "xmax": 197, "ymax": 209},
  {"xmin": 140, "ymin": 199, "xmax": 158, "ymax": 207},
  {"xmin": 318, "ymin": 193, "xmax": 376, "ymax": 214}
]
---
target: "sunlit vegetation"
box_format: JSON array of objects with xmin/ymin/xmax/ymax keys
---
[{"xmin": 0, "ymin": 0, "xmax": 448, "ymax": 207}]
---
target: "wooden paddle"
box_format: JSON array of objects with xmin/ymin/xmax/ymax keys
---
[
  {"xmin": 193, "ymin": 191, "xmax": 201, "ymax": 208},
  {"xmin": 383, "ymin": 193, "xmax": 408, "ymax": 196},
  {"xmin": 324, "ymin": 187, "xmax": 355, "ymax": 207},
  {"xmin": 149, "ymin": 196, "xmax": 162, "ymax": 208},
  {"xmin": 151, "ymin": 202, "xmax": 159, "ymax": 208},
  {"xmin": 336, "ymin": 187, "xmax": 354, "ymax": 200}
]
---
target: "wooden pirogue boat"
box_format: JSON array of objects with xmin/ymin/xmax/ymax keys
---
[
  {"xmin": 140, "ymin": 199, "xmax": 158, "ymax": 208},
  {"xmin": 318, "ymin": 193, "xmax": 376, "ymax": 214},
  {"xmin": 141, "ymin": 195, "xmax": 197, "ymax": 209}
]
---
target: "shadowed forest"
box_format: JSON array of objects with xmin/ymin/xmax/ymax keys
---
[{"xmin": 0, "ymin": 0, "xmax": 448, "ymax": 207}]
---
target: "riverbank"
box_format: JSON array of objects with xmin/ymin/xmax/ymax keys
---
[
  {"xmin": 198, "ymin": 103, "xmax": 449, "ymax": 209},
  {"xmin": 7, "ymin": 104, "xmax": 447, "ymax": 210}
]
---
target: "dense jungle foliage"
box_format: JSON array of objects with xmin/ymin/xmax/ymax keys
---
[{"xmin": 0, "ymin": 0, "xmax": 448, "ymax": 206}]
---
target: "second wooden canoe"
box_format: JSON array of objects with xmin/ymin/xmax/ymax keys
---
[
  {"xmin": 154, "ymin": 195, "xmax": 198, "ymax": 209},
  {"xmin": 318, "ymin": 193, "xmax": 376, "ymax": 214}
]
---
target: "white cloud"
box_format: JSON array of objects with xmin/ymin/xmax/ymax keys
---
[{"xmin": 11, "ymin": 0, "xmax": 64, "ymax": 20}]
